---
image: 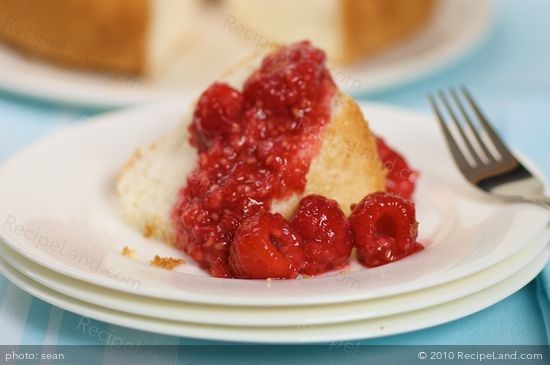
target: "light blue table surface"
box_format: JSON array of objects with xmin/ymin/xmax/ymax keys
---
[{"xmin": 0, "ymin": 0, "xmax": 548, "ymax": 358}]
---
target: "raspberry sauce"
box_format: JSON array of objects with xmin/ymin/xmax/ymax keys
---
[
  {"xmin": 172, "ymin": 42, "xmax": 336, "ymax": 277},
  {"xmin": 376, "ymin": 137, "xmax": 418, "ymax": 199}
]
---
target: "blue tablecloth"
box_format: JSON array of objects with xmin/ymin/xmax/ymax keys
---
[{"xmin": 0, "ymin": 0, "xmax": 548, "ymax": 354}]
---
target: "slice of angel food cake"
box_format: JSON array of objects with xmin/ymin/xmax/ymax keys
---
[{"xmin": 117, "ymin": 41, "xmax": 420, "ymax": 279}]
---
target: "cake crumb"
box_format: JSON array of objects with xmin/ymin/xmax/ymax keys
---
[
  {"xmin": 143, "ymin": 223, "xmax": 155, "ymax": 238},
  {"xmin": 150, "ymin": 255, "xmax": 185, "ymax": 270},
  {"xmin": 121, "ymin": 246, "xmax": 137, "ymax": 260}
]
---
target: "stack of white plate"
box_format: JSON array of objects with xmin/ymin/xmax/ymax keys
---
[{"xmin": 0, "ymin": 101, "xmax": 547, "ymax": 343}]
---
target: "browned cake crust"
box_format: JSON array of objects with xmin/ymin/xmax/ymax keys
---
[
  {"xmin": 0, "ymin": 0, "xmax": 148, "ymax": 74},
  {"xmin": 341, "ymin": 0, "xmax": 436, "ymax": 63},
  {"xmin": 303, "ymin": 92, "xmax": 386, "ymax": 216}
]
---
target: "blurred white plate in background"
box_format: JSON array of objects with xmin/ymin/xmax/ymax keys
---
[{"xmin": 0, "ymin": 0, "xmax": 492, "ymax": 108}]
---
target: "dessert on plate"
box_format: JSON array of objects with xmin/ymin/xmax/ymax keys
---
[
  {"xmin": 117, "ymin": 41, "xmax": 421, "ymax": 279},
  {"xmin": 0, "ymin": 0, "xmax": 436, "ymax": 76}
]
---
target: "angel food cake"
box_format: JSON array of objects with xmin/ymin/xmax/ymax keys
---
[
  {"xmin": 0, "ymin": 0, "xmax": 197, "ymax": 76},
  {"xmin": 118, "ymin": 41, "xmax": 421, "ymax": 279},
  {"xmin": 0, "ymin": 0, "xmax": 436, "ymax": 75},
  {"xmin": 225, "ymin": 0, "xmax": 436, "ymax": 64}
]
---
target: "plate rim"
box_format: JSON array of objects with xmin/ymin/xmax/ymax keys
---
[
  {"xmin": 0, "ymin": 226, "xmax": 547, "ymax": 327},
  {"xmin": 0, "ymin": 246, "xmax": 546, "ymax": 343}
]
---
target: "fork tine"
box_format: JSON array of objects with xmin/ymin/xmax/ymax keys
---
[
  {"xmin": 461, "ymin": 87, "xmax": 514, "ymax": 160},
  {"xmin": 450, "ymin": 88, "xmax": 495, "ymax": 162},
  {"xmin": 438, "ymin": 90, "xmax": 483, "ymax": 166},
  {"xmin": 428, "ymin": 94, "xmax": 471, "ymax": 172}
]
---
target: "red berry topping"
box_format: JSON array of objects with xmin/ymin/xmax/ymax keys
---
[
  {"xmin": 291, "ymin": 195, "xmax": 352, "ymax": 275},
  {"xmin": 350, "ymin": 192, "xmax": 422, "ymax": 268},
  {"xmin": 189, "ymin": 82, "xmax": 244, "ymax": 151},
  {"xmin": 172, "ymin": 42, "xmax": 336, "ymax": 277},
  {"xmin": 376, "ymin": 137, "xmax": 418, "ymax": 199},
  {"xmin": 229, "ymin": 212, "xmax": 305, "ymax": 279}
]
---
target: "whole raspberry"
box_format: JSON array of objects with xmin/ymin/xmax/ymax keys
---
[
  {"xmin": 291, "ymin": 195, "xmax": 352, "ymax": 275},
  {"xmin": 350, "ymin": 192, "xmax": 422, "ymax": 268},
  {"xmin": 229, "ymin": 212, "xmax": 304, "ymax": 279},
  {"xmin": 189, "ymin": 82, "xmax": 244, "ymax": 151}
]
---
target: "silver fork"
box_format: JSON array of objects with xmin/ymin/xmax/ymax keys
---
[{"xmin": 429, "ymin": 87, "xmax": 549, "ymax": 209}]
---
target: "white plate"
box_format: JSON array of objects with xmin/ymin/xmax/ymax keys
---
[
  {"xmin": 0, "ymin": 246, "xmax": 547, "ymax": 343},
  {"xmin": 0, "ymin": 101, "xmax": 547, "ymax": 306},
  {"xmin": 0, "ymin": 227, "xmax": 547, "ymax": 327},
  {"xmin": 0, "ymin": 0, "xmax": 492, "ymax": 107}
]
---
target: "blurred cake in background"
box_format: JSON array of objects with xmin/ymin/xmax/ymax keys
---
[
  {"xmin": 0, "ymin": 0, "xmax": 198, "ymax": 76},
  {"xmin": 225, "ymin": 0, "xmax": 436, "ymax": 65},
  {"xmin": 0, "ymin": 0, "xmax": 437, "ymax": 84}
]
